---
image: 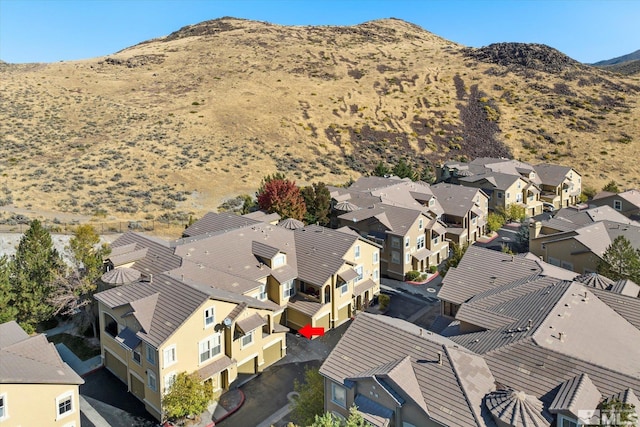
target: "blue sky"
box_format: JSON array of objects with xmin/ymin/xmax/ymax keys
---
[{"xmin": 1, "ymin": 0, "xmax": 638, "ymax": 64}]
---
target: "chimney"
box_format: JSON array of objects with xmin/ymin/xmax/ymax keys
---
[
  {"xmin": 559, "ymin": 332, "xmax": 565, "ymax": 342},
  {"xmin": 148, "ymin": 273, "xmax": 153, "ymax": 283},
  {"xmin": 419, "ymin": 328, "xmax": 423, "ymax": 337},
  {"xmin": 530, "ymin": 221, "xmax": 542, "ymax": 239},
  {"xmin": 528, "ymin": 319, "xmax": 532, "ymax": 328},
  {"xmin": 437, "ymin": 351, "xmax": 443, "ymax": 365}
]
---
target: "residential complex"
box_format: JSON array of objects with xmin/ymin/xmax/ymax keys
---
[
  {"xmin": 321, "ymin": 245, "xmax": 640, "ymax": 426},
  {"xmin": 94, "ymin": 213, "xmax": 381, "ymax": 420},
  {"xmin": 0, "ymin": 321, "xmax": 84, "ymax": 427}
]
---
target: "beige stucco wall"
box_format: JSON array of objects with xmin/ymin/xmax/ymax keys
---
[
  {"xmin": 531, "ymin": 237, "xmax": 600, "ymax": 274},
  {"xmin": 0, "ymin": 383, "xmax": 81, "ymax": 427}
]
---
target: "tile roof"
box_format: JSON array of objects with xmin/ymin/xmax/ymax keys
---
[
  {"xmin": 553, "ymin": 205, "xmax": 636, "ymax": 227},
  {"xmin": 439, "ymin": 246, "xmax": 543, "ymax": 305},
  {"xmin": 197, "ymin": 355, "xmax": 235, "ymax": 380},
  {"xmin": 610, "ymin": 279, "xmax": 640, "ymax": 298},
  {"xmin": 109, "ymin": 232, "xmax": 182, "ymax": 276},
  {"xmin": 549, "ymin": 373, "xmax": 602, "ymax": 417},
  {"xmin": 534, "ymin": 163, "xmax": 575, "ymax": 187},
  {"xmin": 353, "ymin": 394, "xmax": 393, "ymax": 426},
  {"xmin": 182, "ymin": 212, "xmax": 262, "ymax": 237},
  {"xmin": 127, "ymin": 293, "xmax": 159, "ymax": 333},
  {"xmin": 320, "ymin": 313, "xmax": 494, "ymax": 427},
  {"xmin": 0, "ymin": 321, "xmax": 84, "ymax": 385},
  {"xmin": 353, "ymin": 279, "xmax": 377, "ymax": 298},
  {"xmin": 236, "ymin": 313, "xmax": 266, "ymax": 334},
  {"xmin": 431, "ymin": 183, "xmax": 486, "ymax": 218},
  {"xmin": 242, "ymin": 210, "xmax": 281, "ymax": 223},
  {"xmin": 286, "ymin": 295, "xmax": 323, "ymax": 317},
  {"xmin": 485, "ymin": 389, "xmax": 552, "ymax": 427}
]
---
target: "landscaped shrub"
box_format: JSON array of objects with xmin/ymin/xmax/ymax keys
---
[
  {"xmin": 405, "ymin": 270, "xmax": 421, "ymax": 281},
  {"xmin": 378, "ymin": 294, "xmax": 390, "ymax": 311},
  {"xmin": 429, "ymin": 265, "xmax": 438, "ymax": 274}
]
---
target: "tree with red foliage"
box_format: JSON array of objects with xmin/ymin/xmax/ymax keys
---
[{"xmin": 257, "ymin": 175, "xmax": 307, "ymax": 221}]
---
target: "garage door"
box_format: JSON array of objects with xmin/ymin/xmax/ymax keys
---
[
  {"xmin": 105, "ymin": 350, "xmax": 127, "ymax": 383},
  {"xmin": 130, "ymin": 374, "xmax": 145, "ymax": 401},
  {"xmin": 262, "ymin": 342, "xmax": 282, "ymax": 368},
  {"xmin": 237, "ymin": 356, "xmax": 257, "ymax": 374}
]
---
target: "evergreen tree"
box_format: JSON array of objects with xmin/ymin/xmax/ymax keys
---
[
  {"xmin": 290, "ymin": 366, "xmax": 325, "ymax": 426},
  {"xmin": 10, "ymin": 219, "xmax": 64, "ymax": 332},
  {"xmin": 372, "ymin": 161, "xmax": 390, "ymax": 177},
  {"xmin": 602, "ymin": 180, "xmax": 620, "ymax": 193},
  {"xmin": 302, "ymin": 182, "xmax": 331, "ymax": 226},
  {"xmin": 0, "ymin": 255, "xmax": 17, "ymax": 324},
  {"xmin": 443, "ymin": 242, "xmax": 469, "ymax": 275},
  {"xmin": 392, "ymin": 158, "xmax": 416, "ymax": 180},
  {"xmin": 597, "ymin": 235, "xmax": 640, "ymax": 282},
  {"xmin": 515, "ymin": 221, "xmax": 530, "ymax": 253}
]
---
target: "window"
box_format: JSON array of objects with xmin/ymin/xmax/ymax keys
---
[
  {"xmin": 146, "ymin": 343, "xmax": 156, "ymax": 365},
  {"xmin": 433, "ymin": 236, "xmax": 439, "ymax": 245},
  {"xmin": 354, "ymin": 245, "xmax": 360, "ymax": 259},
  {"xmin": 416, "ymin": 235, "xmax": 425, "ymax": 250},
  {"xmin": 559, "ymin": 415, "xmax": 578, "ymax": 427},
  {"xmin": 614, "ymin": 200, "xmax": 622, "ymax": 211},
  {"xmin": 373, "ymin": 252, "xmax": 378, "ymax": 264},
  {"xmin": 405, "ymin": 253, "xmax": 411, "ymax": 264},
  {"xmin": 391, "ymin": 237, "xmax": 401, "ymax": 249},
  {"xmin": 56, "ymin": 392, "xmax": 74, "ymax": 420},
  {"xmin": 355, "ymin": 266, "xmax": 363, "ymax": 282},
  {"xmin": 147, "ymin": 370, "xmax": 157, "ymax": 392},
  {"xmin": 282, "ymin": 280, "xmax": 295, "ymax": 298},
  {"xmin": 391, "ymin": 251, "xmax": 400, "ymax": 264},
  {"xmin": 258, "ymin": 284, "xmax": 267, "ymax": 300},
  {"xmin": 273, "ymin": 253, "xmax": 285, "ymax": 268},
  {"xmin": 164, "ymin": 372, "xmax": 176, "ymax": 393},
  {"xmin": 516, "ymin": 193, "xmax": 522, "ymax": 202},
  {"xmin": 373, "ymin": 269, "xmax": 379, "ymax": 280},
  {"xmin": 497, "ymin": 192, "xmax": 503, "ymax": 199},
  {"xmin": 241, "ymin": 331, "xmax": 254, "ymax": 348},
  {"xmin": 199, "ymin": 334, "xmax": 221, "ymax": 364},
  {"xmin": 418, "ymin": 218, "xmax": 423, "ymax": 230},
  {"xmin": 132, "ymin": 349, "xmax": 142, "ymax": 365},
  {"xmin": 331, "ymin": 383, "xmax": 347, "ymax": 408},
  {"xmin": 163, "ymin": 345, "xmax": 177, "ymax": 368},
  {"xmin": 405, "ymin": 237, "xmax": 410, "ymax": 248},
  {"xmin": 0, "ymin": 393, "xmax": 6, "ymax": 421},
  {"xmin": 506, "ymin": 192, "xmax": 510, "ymax": 199},
  {"xmin": 472, "ymin": 216, "xmax": 477, "ymax": 224},
  {"xmin": 204, "ymin": 307, "xmax": 215, "ymax": 328},
  {"xmin": 103, "ymin": 313, "xmax": 118, "ymax": 338}
]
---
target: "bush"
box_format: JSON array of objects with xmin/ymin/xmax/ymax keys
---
[
  {"xmin": 429, "ymin": 265, "xmax": 438, "ymax": 274},
  {"xmin": 378, "ymin": 294, "xmax": 390, "ymax": 311},
  {"xmin": 405, "ymin": 270, "xmax": 421, "ymax": 281},
  {"xmin": 487, "ymin": 212, "xmax": 506, "ymax": 232}
]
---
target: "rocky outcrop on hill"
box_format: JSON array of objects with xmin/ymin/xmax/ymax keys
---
[{"xmin": 464, "ymin": 42, "xmax": 581, "ymax": 74}]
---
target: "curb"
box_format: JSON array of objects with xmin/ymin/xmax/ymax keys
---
[
  {"xmin": 81, "ymin": 365, "xmax": 104, "ymax": 378},
  {"xmin": 405, "ymin": 271, "xmax": 439, "ymax": 286},
  {"xmin": 477, "ymin": 232, "xmax": 500, "ymax": 244},
  {"xmin": 212, "ymin": 390, "xmax": 245, "ymax": 425}
]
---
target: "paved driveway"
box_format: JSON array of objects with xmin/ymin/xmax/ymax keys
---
[{"xmin": 80, "ymin": 368, "xmax": 157, "ymax": 427}]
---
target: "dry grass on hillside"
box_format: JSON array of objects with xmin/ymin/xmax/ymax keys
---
[{"xmin": 1, "ymin": 18, "xmax": 639, "ymax": 223}]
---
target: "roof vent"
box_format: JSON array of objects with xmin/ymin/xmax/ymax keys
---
[
  {"xmin": 437, "ymin": 351, "xmax": 443, "ymax": 365},
  {"xmin": 559, "ymin": 332, "xmax": 565, "ymax": 342}
]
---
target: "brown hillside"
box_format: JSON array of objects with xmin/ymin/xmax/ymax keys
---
[{"xmin": 1, "ymin": 17, "xmax": 639, "ymax": 222}]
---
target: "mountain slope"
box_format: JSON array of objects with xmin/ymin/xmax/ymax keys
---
[
  {"xmin": 592, "ymin": 49, "xmax": 640, "ymax": 66},
  {"xmin": 1, "ymin": 17, "xmax": 639, "ymax": 221}
]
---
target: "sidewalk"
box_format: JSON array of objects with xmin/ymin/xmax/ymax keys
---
[
  {"xmin": 55, "ymin": 343, "xmax": 102, "ymax": 376},
  {"xmin": 194, "ymin": 389, "xmax": 245, "ymax": 427}
]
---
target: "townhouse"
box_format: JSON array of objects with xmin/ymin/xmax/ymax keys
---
[
  {"xmin": 95, "ymin": 274, "xmax": 286, "ymax": 421},
  {"xmin": 95, "ymin": 212, "xmax": 381, "ymax": 421},
  {"xmin": 430, "ymin": 182, "xmax": 489, "ymax": 245},
  {"xmin": 336, "ymin": 204, "xmax": 448, "ymax": 281},
  {"xmin": 321, "ymin": 245, "xmax": 640, "ymax": 426},
  {"xmin": 438, "ymin": 157, "xmax": 582, "ymax": 215},
  {"xmin": 0, "ymin": 321, "xmax": 84, "ymax": 427},
  {"xmin": 590, "ymin": 189, "xmax": 640, "ymax": 220}
]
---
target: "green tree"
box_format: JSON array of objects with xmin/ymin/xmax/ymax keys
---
[
  {"xmin": 515, "ymin": 221, "xmax": 530, "ymax": 253},
  {"xmin": 307, "ymin": 406, "xmax": 368, "ymax": 427},
  {"xmin": 392, "ymin": 158, "xmax": 416, "ymax": 180},
  {"xmin": 10, "ymin": 219, "xmax": 64, "ymax": 333},
  {"xmin": 162, "ymin": 372, "xmax": 213, "ymax": 422},
  {"xmin": 602, "ymin": 180, "xmax": 620, "ymax": 193},
  {"xmin": 419, "ymin": 165, "xmax": 435, "ymax": 183},
  {"xmin": 487, "ymin": 212, "xmax": 506, "ymax": 233},
  {"xmin": 443, "ymin": 242, "xmax": 469, "ymax": 275},
  {"xmin": 257, "ymin": 177, "xmax": 307, "ymax": 221},
  {"xmin": 580, "ymin": 185, "xmax": 597, "ymax": 202},
  {"xmin": 597, "ymin": 235, "xmax": 640, "ymax": 282},
  {"xmin": 290, "ymin": 366, "xmax": 324, "ymax": 426},
  {"xmin": 0, "ymin": 255, "xmax": 17, "ymax": 324},
  {"xmin": 302, "ymin": 182, "xmax": 331, "ymax": 226},
  {"xmin": 598, "ymin": 398, "xmax": 637, "ymax": 426},
  {"xmin": 372, "ymin": 161, "xmax": 390, "ymax": 177},
  {"xmin": 50, "ymin": 225, "xmax": 110, "ymax": 337},
  {"xmin": 504, "ymin": 203, "xmax": 526, "ymax": 222}
]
